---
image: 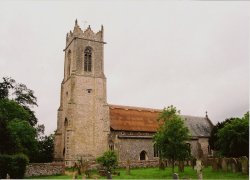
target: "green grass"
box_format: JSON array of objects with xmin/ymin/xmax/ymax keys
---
[{"xmin": 27, "ymin": 166, "xmax": 249, "ymax": 179}]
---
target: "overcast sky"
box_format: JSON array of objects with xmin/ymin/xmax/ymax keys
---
[{"xmin": 0, "ymin": 1, "xmax": 249, "ymax": 135}]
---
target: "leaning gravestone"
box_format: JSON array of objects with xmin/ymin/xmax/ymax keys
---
[
  {"xmin": 240, "ymin": 156, "xmax": 249, "ymax": 175},
  {"xmin": 231, "ymin": 158, "xmax": 238, "ymax": 173}
]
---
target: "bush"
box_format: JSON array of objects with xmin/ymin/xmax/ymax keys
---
[
  {"xmin": 96, "ymin": 150, "xmax": 118, "ymax": 173},
  {"xmin": 9, "ymin": 154, "xmax": 29, "ymax": 178},
  {"xmin": 0, "ymin": 154, "xmax": 29, "ymax": 179},
  {"xmin": 0, "ymin": 154, "xmax": 11, "ymax": 178}
]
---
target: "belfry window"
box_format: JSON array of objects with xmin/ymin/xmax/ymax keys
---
[{"xmin": 84, "ymin": 47, "xmax": 92, "ymax": 72}]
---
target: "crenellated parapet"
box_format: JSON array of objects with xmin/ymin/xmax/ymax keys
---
[{"xmin": 66, "ymin": 19, "xmax": 104, "ymax": 46}]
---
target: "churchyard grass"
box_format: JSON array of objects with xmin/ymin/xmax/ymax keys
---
[{"xmin": 27, "ymin": 166, "xmax": 248, "ymax": 179}]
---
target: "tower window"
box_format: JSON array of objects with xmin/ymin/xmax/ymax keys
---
[
  {"xmin": 84, "ymin": 47, "xmax": 92, "ymax": 72},
  {"xmin": 64, "ymin": 118, "xmax": 68, "ymax": 127},
  {"xmin": 67, "ymin": 50, "xmax": 71, "ymax": 77}
]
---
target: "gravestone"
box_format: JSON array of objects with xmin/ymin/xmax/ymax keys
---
[
  {"xmin": 194, "ymin": 159, "xmax": 203, "ymax": 180},
  {"xmin": 236, "ymin": 158, "xmax": 242, "ymax": 172},
  {"xmin": 191, "ymin": 158, "xmax": 196, "ymax": 170},
  {"xmin": 240, "ymin": 156, "xmax": 248, "ymax": 175},
  {"xmin": 202, "ymin": 156, "xmax": 209, "ymax": 168},
  {"xmin": 231, "ymin": 158, "xmax": 238, "ymax": 173},
  {"xmin": 221, "ymin": 158, "xmax": 228, "ymax": 172},
  {"xmin": 107, "ymin": 171, "xmax": 112, "ymax": 179},
  {"xmin": 178, "ymin": 161, "xmax": 184, "ymax": 172},
  {"xmin": 173, "ymin": 173, "xmax": 179, "ymax": 179},
  {"xmin": 218, "ymin": 158, "xmax": 222, "ymax": 170},
  {"xmin": 227, "ymin": 158, "xmax": 232, "ymax": 172},
  {"xmin": 126, "ymin": 159, "xmax": 131, "ymax": 175},
  {"xmin": 211, "ymin": 158, "xmax": 219, "ymax": 171}
]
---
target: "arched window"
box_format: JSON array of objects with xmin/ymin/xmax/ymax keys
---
[
  {"xmin": 153, "ymin": 144, "xmax": 159, "ymax": 157},
  {"xmin": 67, "ymin": 50, "xmax": 71, "ymax": 77},
  {"xmin": 140, "ymin": 150, "xmax": 147, "ymax": 161},
  {"xmin": 84, "ymin": 47, "xmax": 92, "ymax": 72}
]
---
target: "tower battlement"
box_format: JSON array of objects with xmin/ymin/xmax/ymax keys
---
[{"xmin": 66, "ymin": 19, "xmax": 104, "ymax": 45}]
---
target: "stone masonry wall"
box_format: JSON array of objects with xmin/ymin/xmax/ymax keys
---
[{"xmin": 25, "ymin": 163, "xmax": 65, "ymax": 177}]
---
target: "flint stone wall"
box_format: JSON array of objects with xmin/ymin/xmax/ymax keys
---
[
  {"xmin": 25, "ymin": 163, "xmax": 64, "ymax": 177},
  {"xmin": 118, "ymin": 160, "xmax": 158, "ymax": 168}
]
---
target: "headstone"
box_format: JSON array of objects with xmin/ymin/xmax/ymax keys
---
[
  {"xmin": 173, "ymin": 173, "xmax": 179, "ymax": 179},
  {"xmin": 126, "ymin": 159, "xmax": 131, "ymax": 175},
  {"xmin": 191, "ymin": 158, "xmax": 196, "ymax": 170},
  {"xmin": 6, "ymin": 173, "xmax": 10, "ymax": 179},
  {"xmin": 221, "ymin": 158, "xmax": 228, "ymax": 172},
  {"xmin": 231, "ymin": 158, "xmax": 238, "ymax": 173},
  {"xmin": 218, "ymin": 158, "xmax": 222, "ymax": 170},
  {"xmin": 107, "ymin": 171, "xmax": 112, "ymax": 179},
  {"xmin": 194, "ymin": 159, "xmax": 203, "ymax": 180},
  {"xmin": 73, "ymin": 171, "xmax": 78, "ymax": 179},
  {"xmin": 236, "ymin": 158, "xmax": 242, "ymax": 172},
  {"xmin": 202, "ymin": 156, "xmax": 208, "ymax": 167},
  {"xmin": 227, "ymin": 158, "xmax": 232, "ymax": 172},
  {"xmin": 178, "ymin": 161, "xmax": 184, "ymax": 172},
  {"xmin": 211, "ymin": 158, "xmax": 219, "ymax": 171},
  {"xmin": 240, "ymin": 156, "xmax": 249, "ymax": 175}
]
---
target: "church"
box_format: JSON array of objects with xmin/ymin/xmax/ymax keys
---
[{"xmin": 54, "ymin": 20, "xmax": 213, "ymax": 166}]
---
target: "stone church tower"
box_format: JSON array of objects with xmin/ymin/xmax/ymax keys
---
[{"xmin": 54, "ymin": 20, "xmax": 110, "ymax": 166}]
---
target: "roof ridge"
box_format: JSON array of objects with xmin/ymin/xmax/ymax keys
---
[{"xmin": 109, "ymin": 104, "xmax": 162, "ymax": 112}]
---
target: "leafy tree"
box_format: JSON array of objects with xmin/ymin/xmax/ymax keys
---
[
  {"xmin": 32, "ymin": 134, "xmax": 54, "ymax": 163},
  {"xmin": 0, "ymin": 77, "xmax": 37, "ymax": 127},
  {"xmin": 216, "ymin": 112, "xmax": 249, "ymax": 157},
  {"xmin": 209, "ymin": 118, "xmax": 234, "ymax": 151},
  {"xmin": 0, "ymin": 99, "xmax": 30, "ymax": 122},
  {"xmin": 154, "ymin": 105, "xmax": 190, "ymax": 173},
  {"xmin": 0, "ymin": 116, "xmax": 17, "ymax": 154},
  {"xmin": 7, "ymin": 119, "xmax": 38, "ymax": 158},
  {"xmin": 0, "ymin": 77, "xmax": 15, "ymax": 99},
  {"xmin": 97, "ymin": 150, "xmax": 118, "ymax": 174}
]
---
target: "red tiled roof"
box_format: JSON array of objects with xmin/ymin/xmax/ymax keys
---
[
  {"xmin": 109, "ymin": 104, "xmax": 161, "ymax": 132},
  {"xmin": 109, "ymin": 104, "xmax": 213, "ymax": 137}
]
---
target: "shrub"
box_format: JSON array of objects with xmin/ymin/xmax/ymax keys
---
[
  {"xmin": 9, "ymin": 154, "xmax": 29, "ymax": 178},
  {"xmin": 0, "ymin": 154, "xmax": 11, "ymax": 178},
  {"xmin": 0, "ymin": 154, "xmax": 29, "ymax": 179},
  {"xmin": 96, "ymin": 150, "xmax": 118, "ymax": 173}
]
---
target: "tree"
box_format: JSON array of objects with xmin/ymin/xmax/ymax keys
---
[
  {"xmin": 96, "ymin": 150, "xmax": 118, "ymax": 175},
  {"xmin": 208, "ymin": 118, "xmax": 234, "ymax": 151},
  {"xmin": 216, "ymin": 112, "xmax": 249, "ymax": 157},
  {"xmin": 7, "ymin": 119, "xmax": 38, "ymax": 158},
  {"xmin": 32, "ymin": 134, "xmax": 54, "ymax": 163},
  {"xmin": 154, "ymin": 105, "xmax": 190, "ymax": 173},
  {"xmin": 0, "ymin": 77, "xmax": 38, "ymax": 127}
]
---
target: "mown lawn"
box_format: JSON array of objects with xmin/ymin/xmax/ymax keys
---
[{"xmin": 27, "ymin": 166, "xmax": 249, "ymax": 179}]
